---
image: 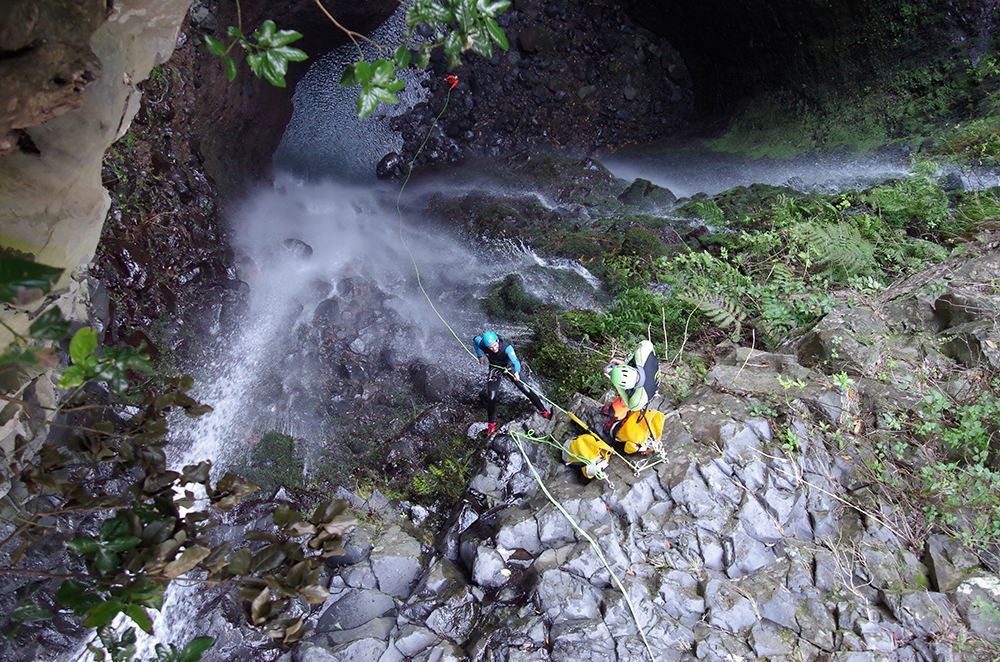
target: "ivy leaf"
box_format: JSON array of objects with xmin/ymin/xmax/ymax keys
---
[
  {"xmin": 204, "ymin": 35, "xmax": 226, "ymax": 56},
  {"xmin": 443, "ymin": 31, "xmax": 463, "ymax": 69},
  {"xmin": 357, "ymin": 89, "xmax": 379, "ymax": 120},
  {"xmin": 11, "ymin": 602, "xmax": 53, "ymax": 623},
  {"xmin": 123, "ymin": 604, "xmax": 153, "ymax": 634},
  {"xmin": 82, "ymin": 599, "xmax": 124, "ymax": 628},
  {"xmin": 415, "ymin": 44, "xmax": 432, "ymax": 69},
  {"xmin": 372, "ymin": 87, "xmax": 400, "ymax": 105},
  {"xmin": 28, "ymin": 307, "xmax": 70, "ymax": 340},
  {"xmin": 371, "ymin": 60, "xmax": 395, "ymax": 86},
  {"xmin": 56, "ymin": 580, "xmax": 102, "ymax": 613},
  {"xmin": 269, "ymin": 29, "xmax": 303, "ymax": 47},
  {"xmin": 484, "ymin": 16, "xmax": 508, "ymax": 50},
  {"xmin": 66, "ymin": 537, "xmax": 100, "ymax": 555},
  {"xmin": 339, "ymin": 64, "xmax": 357, "ymax": 88},
  {"xmin": 478, "ymin": 0, "xmax": 511, "ymax": 16},
  {"xmin": 94, "ymin": 548, "xmax": 120, "ymax": 575},
  {"xmin": 58, "ymin": 364, "xmax": 86, "ymax": 389},
  {"xmin": 265, "ymin": 49, "xmax": 289, "ymax": 77},
  {"xmin": 246, "ymin": 52, "xmax": 264, "ymax": 77},
  {"xmin": 353, "ymin": 60, "xmax": 373, "ymax": 85},
  {"xmin": 393, "ymin": 45, "xmax": 411, "ymax": 68},
  {"xmin": 69, "ymin": 327, "xmax": 98, "ymax": 365},
  {"xmin": 0, "ymin": 255, "xmax": 63, "ymax": 304},
  {"xmin": 224, "ymin": 55, "xmax": 238, "ymax": 81},
  {"xmin": 104, "ymin": 535, "xmax": 142, "ymax": 552},
  {"xmin": 255, "ymin": 19, "xmax": 277, "ymax": 47},
  {"xmin": 271, "ymin": 46, "xmax": 307, "ymax": 62},
  {"xmin": 177, "ymin": 637, "xmax": 215, "ymax": 662}
]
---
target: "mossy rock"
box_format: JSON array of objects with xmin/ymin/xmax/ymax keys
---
[
  {"xmin": 618, "ymin": 178, "xmax": 677, "ymax": 209},
  {"xmin": 481, "ymin": 274, "xmax": 542, "ymax": 322},
  {"xmin": 241, "ymin": 432, "xmax": 304, "ymax": 493}
]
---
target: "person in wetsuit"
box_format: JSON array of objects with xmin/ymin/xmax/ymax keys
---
[{"xmin": 472, "ymin": 330, "xmax": 550, "ymax": 436}]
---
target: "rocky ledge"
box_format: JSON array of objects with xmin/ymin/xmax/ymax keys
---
[{"xmin": 251, "ymin": 242, "xmax": 1000, "ymax": 660}]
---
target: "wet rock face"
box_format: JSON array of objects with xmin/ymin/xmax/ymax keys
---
[
  {"xmin": 0, "ymin": 1, "xmax": 105, "ymax": 156},
  {"xmin": 393, "ymin": 0, "xmax": 693, "ymax": 170},
  {"xmin": 273, "ymin": 248, "xmax": 1000, "ymax": 661},
  {"xmin": 624, "ymin": 0, "xmax": 998, "ymax": 113}
]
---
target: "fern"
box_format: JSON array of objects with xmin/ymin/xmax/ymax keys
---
[
  {"xmin": 680, "ymin": 293, "xmax": 745, "ymax": 333},
  {"xmin": 792, "ymin": 221, "xmax": 876, "ymax": 278}
]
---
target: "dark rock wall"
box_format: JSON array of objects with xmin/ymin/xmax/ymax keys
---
[
  {"xmin": 625, "ymin": 0, "xmax": 999, "ymax": 113},
  {"xmin": 184, "ymin": 0, "xmax": 397, "ymax": 196}
]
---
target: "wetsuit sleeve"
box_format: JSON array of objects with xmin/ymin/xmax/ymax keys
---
[
  {"xmin": 505, "ymin": 345, "xmax": 522, "ymax": 373},
  {"xmin": 472, "ymin": 337, "xmax": 484, "ymax": 358},
  {"xmin": 631, "ymin": 340, "xmax": 654, "ymax": 368}
]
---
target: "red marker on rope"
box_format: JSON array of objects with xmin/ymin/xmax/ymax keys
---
[{"xmin": 446, "ymin": 74, "xmax": 459, "ymax": 90}]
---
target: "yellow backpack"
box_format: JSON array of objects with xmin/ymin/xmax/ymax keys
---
[
  {"xmin": 615, "ymin": 409, "xmax": 665, "ymax": 454},
  {"xmin": 563, "ymin": 433, "xmax": 614, "ymax": 479}
]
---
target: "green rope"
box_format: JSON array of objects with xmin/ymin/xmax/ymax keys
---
[
  {"xmin": 391, "ymin": 83, "xmax": 657, "ymax": 661},
  {"xmin": 391, "ymin": 81, "xmax": 655, "ymax": 476},
  {"xmin": 511, "ymin": 431, "xmax": 656, "ymax": 662}
]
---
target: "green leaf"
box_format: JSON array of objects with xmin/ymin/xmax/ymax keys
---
[
  {"xmin": 83, "ymin": 599, "xmax": 124, "ymax": 629},
  {"xmin": 56, "ymin": 580, "xmax": 102, "ymax": 613},
  {"xmin": 224, "ymin": 55, "xmax": 238, "ymax": 81},
  {"xmin": 204, "ymin": 35, "xmax": 226, "ymax": 56},
  {"xmin": 415, "ymin": 44, "xmax": 432, "ymax": 69},
  {"xmin": 393, "ymin": 45, "xmax": 412, "ymax": 68},
  {"xmin": 484, "ymin": 17, "xmax": 508, "ymax": 50},
  {"xmin": 372, "ymin": 87, "xmax": 400, "ymax": 104},
  {"xmin": 123, "ymin": 604, "xmax": 153, "ymax": 634},
  {"xmin": 479, "ymin": 0, "xmax": 511, "ymax": 16},
  {"xmin": 66, "ymin": 536, "xmax": 100, "ymax": 555},
  {"xmin": 272, "ymin": 46, "xmax": 307, "ymax": 62},
  {"xmin": 246, "ymin": 52, "xmax": 264, "ymax": 76},
  {"xmin": 177, "ymin": 637, "xmax": 215, "ymax": 662},
  {"xmin": 11, "ymin": 602, "xmax": 53, "ymax": 623},
  {"xmin": 0, "ymin": 255, "xmax": 63, "ymax": 304},
  {"xmin": 371, "ymin": 60, "xmax": 395, "ymax": 86},
  {"xmin": 69, "ymin": 327, "xmax": 98, "ymax": 364},
  {"xmin": 259, "ymin": 57, "xmax": 287, "ymax": 88},
  {"xmin": 469, "ymin": 31, "xmax": 493, "ymax": 59},
  {"xmin": 94, "ymin": 548, "xmax": 120, "ymax": 575},
  {"xmin": 226, "ymin": 26, "xmax": 244, "ymax": 39},
  {"xmin": 339, "ymin": 64, "xmax": 357, "ymax": 87},
  {"xmin": 104, "ymin": 535, "xmax": 142, "ymax": 552},
  {"xmin": 100, "ymin": 515, "xmax": 130, "ymax": 541},
  {"xmin": 28, "ymin": 306, "xmax": 70, "ymax": 340},
  {"xmin": 265, "ymin": 49, "xmax": 289, "ymax": 76},
  {"xmin": 444, "ymin": 31, "xmax": 463, "ymax": 69},
  {"xmin": 385, "ymin": 78, "xmax": 406, "ymax": 93},
  {"xmin": 353, "ymin": 60, "xmax": 373, "ymax": 85},
  {"xmin": 270, "ymin": 29, "xmax": 303, "ymax": 47},
  {"xmin": 357, "ymin": 89, "xmax": 379, "ymax": 120},
  {"xmin": 58, "ymin": 364, "xmax": 86, "ymax": 389},
  {"xmin": 256, "ymin": 19, "xmax": 277, "ymax": 47}
]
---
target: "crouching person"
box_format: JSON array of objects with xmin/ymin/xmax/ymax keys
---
[{"xmin": 563, "ymin": 432, "xmax": 614, "ymax": 480}]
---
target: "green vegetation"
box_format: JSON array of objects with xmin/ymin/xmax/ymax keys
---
[
  {"xmin": 711, "ymin": 56, "xmax": 1000, "ymax": 159},
  {"xmin": 409, "ymin": 439, "xmax": 476, "ymax": 506},
  {"xmin": 0, "ymin": 258, "xmax": 355, "ymax": 658},
  {"xmin": 204, "ymin": 20, "xmax": 308, "ymax": 87},
  {"xmin": 481, "ymin": 274, "xmax": 541, "ymax": 321},
  {"xmin": 341, "ymin": 0, "xmax": 512, "ymax": 118},
  {"xmin": 914, "ymin": 382, "xmax": 1000, "ymax": 551},
  {"xmin": 238, "ymin": 432, "xmax": 305, "ymax": 493}
]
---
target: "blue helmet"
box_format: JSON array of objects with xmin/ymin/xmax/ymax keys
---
[{"xmin": 482, "ymin": 331, "xmax": 499, "ymax": 347}]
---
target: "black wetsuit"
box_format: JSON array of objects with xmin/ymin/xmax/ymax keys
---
[{"xmin": 473, "ymin": 336, "xmax": 546, "ymax": 423}]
